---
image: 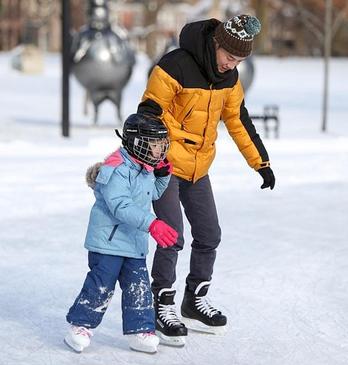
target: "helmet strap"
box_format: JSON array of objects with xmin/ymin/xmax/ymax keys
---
[{"xmin": 115, "ymin": 129, "xmax": 124, "ymax": 141}]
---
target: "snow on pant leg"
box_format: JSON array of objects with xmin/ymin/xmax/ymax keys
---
[
  {"xmin": 66, "ymin": 252, "xmax": 123, "ymax": 328},
  {"xmin": 118, "ymin": 258, "xmax": 155, "ymax": 334},
  {"xmin": 179, "ymin": 175, "xmax": 221, "ymax": 293},
  {"xmin": 152, "ymin": 175, "xmax": 184, "ymax": 293}
]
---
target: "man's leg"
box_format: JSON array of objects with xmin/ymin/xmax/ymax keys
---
[
  {"xmin": 179, "ymin": 174, "xmax": 221, "ymax": 292},
  {"xmin": 151, "ymin": 175, "xmax": 188, "ymax": 345},
  {"xmin": 179, "ymin": 175, "xmax": 226, "ymax": 333},
  {"xmin": 151, "ymin": 175, "xmax": 184, "ymax": 292}
]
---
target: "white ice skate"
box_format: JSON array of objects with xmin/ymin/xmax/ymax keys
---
[
  {"xmin": 127, "ymin": 332, "xmax": 160, "ymax": 354},
  {"xmin": 64, "ymin": 325, "xmax": 93, "ymax": 353}
]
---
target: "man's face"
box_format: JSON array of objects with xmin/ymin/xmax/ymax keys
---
[{"xmin": 215, "ymin": 45, "xmax": 246, "ymax": 73}]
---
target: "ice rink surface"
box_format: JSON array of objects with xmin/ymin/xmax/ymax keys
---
[{"xmin": 0, "ymin": 52, "xmax": 347, "ymax": 365}]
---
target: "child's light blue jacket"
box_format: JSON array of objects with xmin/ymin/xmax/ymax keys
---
[{"xmin": 84, "ymin": 147, "xmax": 170, "ymax": 258}]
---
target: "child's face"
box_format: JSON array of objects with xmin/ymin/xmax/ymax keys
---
[{"xmin": 149, "ymin": 139, "xmax": 168, "ymax": 159}]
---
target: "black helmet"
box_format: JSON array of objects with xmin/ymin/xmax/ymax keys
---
[{"xmin": 116, "ymin": 113, "xmax": 170, "ymax": 167}]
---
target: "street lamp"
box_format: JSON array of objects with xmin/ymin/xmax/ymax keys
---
[
  {"xmin": 322, "ymin": 0, "xmax": 332, "ymax": 132},
  {"xmin": 61, "ymin": 0, "xmax": 71, "ymax": 137}
]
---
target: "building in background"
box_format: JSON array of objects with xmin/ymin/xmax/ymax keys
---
[{"xmin": 0, "ymin": 0, "xmax": 86, "ymax": 52}]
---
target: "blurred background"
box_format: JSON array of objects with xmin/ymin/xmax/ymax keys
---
[
  {"xmin": 1, "ymin": 0, "xmax": 348, "ymax": 57},
  {"xmin": 1, "ymin": 0, "xmax": 347, "ymax": 131}
]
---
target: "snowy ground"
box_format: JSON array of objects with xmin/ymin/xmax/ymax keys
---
[{"xmin": 0, "ymin": 52, "xmax": 348, "ymax": 365}]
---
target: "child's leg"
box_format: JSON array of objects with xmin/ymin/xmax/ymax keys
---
[
  {"xmin": 66, "ymin": 252, "xmax": 124, "ymax": 328},
  {"xmin": 118, "ymin": 258, "xmax": 155, "ymax": 334}
]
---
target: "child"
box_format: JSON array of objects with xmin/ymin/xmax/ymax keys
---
[{"xmin": 64, "ymin": 113, "xmax": 178, "ymax": 354}]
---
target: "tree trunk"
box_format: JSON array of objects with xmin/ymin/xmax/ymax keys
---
[{"xmin": 251, "ymin": 0, "xmax": 270, "ymax": 54}]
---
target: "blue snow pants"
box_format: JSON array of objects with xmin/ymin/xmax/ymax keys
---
[{"xmin": 66, "ymin": 252, "xmax": 155, "ymax": 334}]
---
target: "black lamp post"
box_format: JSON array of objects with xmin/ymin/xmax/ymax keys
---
[
  {"xmin": 61, "ymin": 0, "xmax": 71, "ymax": 137},
  {"xmin": 322, "ymin": 0, "xmax": 332, "ymax": 132}
]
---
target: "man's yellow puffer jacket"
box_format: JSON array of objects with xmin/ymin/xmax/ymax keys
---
[{"xmin": 138, "ymin": 19, "xmax": 270, "ymax": 183}]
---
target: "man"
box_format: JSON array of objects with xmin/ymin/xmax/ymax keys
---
[{"xmin": 137, "ymin": 14, "xmax": 275, "ymax": 346}]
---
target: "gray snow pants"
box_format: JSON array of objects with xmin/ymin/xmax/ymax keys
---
[{"xmin": 152, "ymin": 174, "xmax": 221, "ymax": 294}]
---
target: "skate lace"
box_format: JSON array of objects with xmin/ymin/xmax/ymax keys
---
[
  {"xmin": 158, "ymin": 304, "xmax": 182, "ymax": 326},
  {"xmin": 139, "ymin": 331, "xmax": 156, "ymax": 338},
  {"xmin": 195, "ymin": 296, "xmax": 219, "ymax": 318},
  {"xmin": 73, "ymin": 326, "xmax": 93, "ymax": 338}
]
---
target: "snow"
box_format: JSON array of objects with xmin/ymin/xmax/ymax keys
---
[{"xmin": 1, "ymin": 50, "xmax": 348, "ymax": 365}]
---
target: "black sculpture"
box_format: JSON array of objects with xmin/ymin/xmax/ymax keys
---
[{"xmin": 70, "ymin": 0, "xmax": 135, "ymax": 124}]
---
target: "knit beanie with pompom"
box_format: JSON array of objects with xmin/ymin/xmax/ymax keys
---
[{"xmin": 214, "ymin": 15, "xmax": 261, "ymax": 57}]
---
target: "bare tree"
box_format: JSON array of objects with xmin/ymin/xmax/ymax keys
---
[
  {"xmin": 251, "ymin": 0, "xmax": 271, "ymax": 54},
  {"xmin": 143, "ymin": 0, "xmax": 166, "ymax": 59},
  {"xmin": 282, "ymin": 0, "xmax": 348, "ymax": 55}
]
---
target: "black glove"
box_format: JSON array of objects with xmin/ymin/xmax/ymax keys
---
[
  {"xmin": 258, "ymin": 167, "xmax": 275, "ymax": 190},
  {"xmin": 154, "ymin": 158, "xmax": 173, "ymax": 177}
]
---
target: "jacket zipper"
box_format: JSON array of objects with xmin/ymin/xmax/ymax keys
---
[
  {"xmin": 193, "ymin": 83, "xmax": 213, "ymax": 182},
  {"xmin": 108, "ymin": 225, "xmax": 118, "ymax": 241},
  {"xmin": 203, "ymin": 83, "xmax": 213, "ymax": 137}
]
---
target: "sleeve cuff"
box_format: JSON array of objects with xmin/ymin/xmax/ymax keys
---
[{"xmin": 255, "ymin": 161, "xmax": 271, "ymax": 170}]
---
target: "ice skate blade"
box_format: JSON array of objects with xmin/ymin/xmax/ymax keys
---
[
  {"xmin": 64, "ymin": 337, "xmax": 84, "ymax": 353},
  {"xmin": 156, "ymin": 331, "xmax": 186, "ymax": 347},
  {"xmin": 181, "ymin": 317, "xmax": 227, "ymax": 335},
  {"xmin": 129, "ymin": 345, "xmax": 158, "ymax": 354}
]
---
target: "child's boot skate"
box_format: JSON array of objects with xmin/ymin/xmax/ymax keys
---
[
  {"xmin": 181, "ymin": 281, "xmax": 227, "ymax": 335},
  {"xmin": 127, "ymin": 332, "xmax": 160, "ymax": 353},
  {"xmin": 154, "ymin": 288, "xmax": 187, "ymax": 347},
  {"xmin": 64, "ymin": 325, "xmax": 93, "ymax": 353}
]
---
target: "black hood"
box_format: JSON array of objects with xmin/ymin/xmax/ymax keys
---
[{"xmin": 179, "ymin": 19, "xmax": 237, "ymax": 84}]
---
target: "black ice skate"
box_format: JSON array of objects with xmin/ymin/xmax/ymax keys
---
[
  {"xmin": 181, "ymin": 281, "xmax": 227, "ymax": 335},
  {"xmin": 155, "ymin": 288, "xmax": 187, "ymax": 347}
]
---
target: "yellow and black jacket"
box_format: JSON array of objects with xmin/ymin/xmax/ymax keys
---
[{"xmin": 138, "ymin": 19, "xmax": 270, "ymax": 183}]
